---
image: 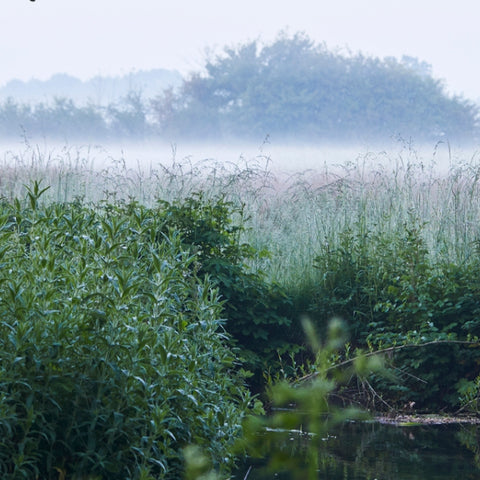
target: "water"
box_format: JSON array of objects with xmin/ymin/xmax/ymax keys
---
[{"xmin": 235, "ymin": 422, "xmax": 480, "ymax": 479}]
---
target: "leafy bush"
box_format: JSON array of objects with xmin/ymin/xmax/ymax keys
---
[
  {"xmin": 309, "ymin": 215, "xmax": 480, "ymax": 409},
  {"xmin": 0, "ymin": 187, "xmax": 254, "ymax": 479},
  {"xmin": 154, "ymin": 193, "xmax": 294, "ymax": 376}
]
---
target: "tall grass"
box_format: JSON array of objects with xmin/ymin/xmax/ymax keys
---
[
  {"xmin": 3, "ymin": 141, "xmax": 480, "ymax": 477},
  {"xmin": 2, "ymin": 142, "xmax": 480, "ymax": 289}
]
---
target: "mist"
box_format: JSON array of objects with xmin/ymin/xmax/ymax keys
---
[
  {"xmin": 1, "ymin": 33, "xmax": 479, "ymax": 179},
  {"xmin": 1, "ymin": 135, "xmax": 472, "ymax": 178}
]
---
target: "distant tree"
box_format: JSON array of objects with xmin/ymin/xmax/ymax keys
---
[
  {"xmin": 0, "ymin": 97, "xmax": 33, "ymax": 138},
  {"xmin": 107, "ymin": 91, "xmax": 148, "ymax": 139},
  {"xmin": 1, "ymin": 33, "xmax": 477, "ymax": 143},
  {"xmin": 0, "ymin": 97, "xmax": 108, "ymax": 140},
  {"xmin": 32, "ymin": 97, "xmax": 108, "ymax": 140},
  {"xmin": 151, "ymin": 32, "xmax": 479, "ymax": 143}
]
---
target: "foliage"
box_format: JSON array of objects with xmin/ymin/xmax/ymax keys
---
[
  {"xmin": 152, "ymin": 32, "xmax": 479, "ymax": 142},
  {"xmin": 153, "ymin": 193, "xmax": 294, "ymax": 376},
  {"xmin": 235, "ymin": 318, "xmax": 377, "ymax": 480},
  {"xmin": 1, "ymin": 32, "xmax": 478, "ymax": 142},
  {"xmin": 107, "ymin": 91, "xmax": 149, "ymax": 139},
  {"xmin": 0, "ymin": 185, "xmax": 255, "ymax": 479},
  {"xmin": 309, "ymin": 214, "xmax": 480, "ymax": 409},
  {"xmin": 2, "ymin": 144, "xmax": 480, "ymax": 415},
  {"xmin": 0, "ymin": 97, "xmax": 109, "ymax": 140}
]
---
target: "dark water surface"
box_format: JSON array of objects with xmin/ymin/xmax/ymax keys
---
[{"xmin": 234, "ymin": 421, "xmax": 480, "ymax": 479}]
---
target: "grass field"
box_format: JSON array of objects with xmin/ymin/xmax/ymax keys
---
[{"xmin": 3, "ymin": 141, "xmax": 479, "ymax": 286}]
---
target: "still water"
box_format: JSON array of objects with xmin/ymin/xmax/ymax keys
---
[{"xmin": 235, "ymin": 421, "xmax": 480, "ymax": 480}]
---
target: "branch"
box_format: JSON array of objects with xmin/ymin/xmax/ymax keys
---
[{"xmin": 295, "ymin": 339, "xmax": 480, "ymax": 384}]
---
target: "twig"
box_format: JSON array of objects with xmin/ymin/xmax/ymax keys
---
[
  {"xmin": 454, "ymin": 395, "xmax": 480, "ymax": 416},
  {"xmin": 363, "ymin": 377, "xmax": 394, "ymax": 411},
  {"xmin": 296, "ymin": 339, "xmax": 479, "ymax": 384},
  {"xmin": 391, "ymin": 365, "xmax": 428, "ymax": 384}
]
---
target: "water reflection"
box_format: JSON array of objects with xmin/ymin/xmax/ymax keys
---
[{"xmin": 236, "ymin": 422, "xmax": 480, "ymax": 479}]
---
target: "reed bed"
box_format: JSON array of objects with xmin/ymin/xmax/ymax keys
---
[{"xmin": 247, "ymin": 149, "xmax": 480, "ymax": 292}]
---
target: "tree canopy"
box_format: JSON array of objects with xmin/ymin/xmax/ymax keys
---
[
  {"xmin": 152, "ymin": 32, "xmax": 479, "ymax": 143},
  {"xmin": 0, "ymin": 32, "xmax": 478, "ymax": 143}
]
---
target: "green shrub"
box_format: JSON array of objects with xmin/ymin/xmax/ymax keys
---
[
  {"xmin": 0, "ymin": 191, "xmax": 253, "ymax": 479},
  {"xmin": 309, "ymin": 214, "xmax": 480, "ymax": 409},
  {"xmin": 154, "ymin": 193, "xmax": 294, "ymax": 376}
]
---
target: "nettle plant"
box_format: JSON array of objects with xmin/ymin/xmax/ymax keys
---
[{"xmin": 0, "ymin": 183, "xmax": 255, "ymax": 479}]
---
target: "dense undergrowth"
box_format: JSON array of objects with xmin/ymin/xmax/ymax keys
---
[
  {"xmin": 2, "ymin": 143, "xmax": 480, "ymax": 478},
  {"xmin": 0, "ymin": 185, "xmax": 261, "ymax": 479}
]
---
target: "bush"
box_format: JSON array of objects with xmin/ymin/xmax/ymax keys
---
[
  {"xmin": 309, "ymin": 215, "xmax": 480, "ymax": 410},
  {"xmin": 0, "ymin": 188, "xmax": 254, "ymax": 479},
  {"xmin": 154, "ymin": 193, "xmax": 294, "ymax": 376}
]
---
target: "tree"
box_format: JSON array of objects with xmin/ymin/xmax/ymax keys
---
[
  {"xmin": 107, "ymin": 90, "xmax": 148, "ymax": 139},
  {"xmin": 151, "ymin": 32, "xmax": 479, "ymax": 143}
]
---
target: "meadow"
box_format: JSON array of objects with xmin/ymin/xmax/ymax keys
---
[
  {"xmin": 1, "ymin": 141, "xmax": 480, "ymax": 478},
  {"xmin": 3, "ymin": 140, "xmax": 480, "ymax": 296}
]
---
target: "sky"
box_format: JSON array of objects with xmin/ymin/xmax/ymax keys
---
[{"xmin": 1, "ymin": 0, "xmax": 480, "ymax": 101}]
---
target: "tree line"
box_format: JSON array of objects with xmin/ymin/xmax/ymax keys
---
[{"xmin": 1, "ymin": 32, "xmax": 478, "ymax": 143}]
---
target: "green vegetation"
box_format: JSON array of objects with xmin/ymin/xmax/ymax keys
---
[
  {"xmin": 1, "ymin": 32, "xmax": 478, "ymax": 142},
  {"xmin": 0, "ymin": 94, "xmax": 149, "ymax": 140},
  {"xmin": 155, "ymin": 194, "xmax": 293, "ymax": 377},
  {"xmin": 236, "ymin": 317, "xmax": 376, "ymax": 480},
  {"xmin": 2, "ymin": 142, "xmax": 480, "ymax": 478},
  {"xmin": 0, "ymin": 184, "xmax": 257, "ymax": 479},
  {"xmin": 156, "ymin": 32, "xmax": 478, "ymax": 142}
]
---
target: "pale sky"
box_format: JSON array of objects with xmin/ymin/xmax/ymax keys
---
[{"xmin": 1, "ymin": 0, "xmax": 480, "ymax": 101}]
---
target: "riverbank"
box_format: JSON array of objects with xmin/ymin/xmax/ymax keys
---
[{"xmin": 376, "ymin": 413, "xmax": 480, "ymax": 425}]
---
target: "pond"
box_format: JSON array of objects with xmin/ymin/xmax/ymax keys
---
[{"xmin": 234, "ymin": 421, "xmax": 480, "ymax": 479}]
